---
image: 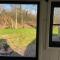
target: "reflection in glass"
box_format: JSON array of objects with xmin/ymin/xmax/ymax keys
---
[
  {"xmin": 52, "ymin": 7, "xmax": 60, "ymax": 42},
  {"xmin": 53, "ymin": 8, "xmax": 60, "ymax": 24}
]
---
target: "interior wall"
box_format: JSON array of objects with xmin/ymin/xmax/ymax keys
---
[
  {"xmin": 39, "ymin": 0, "xmax": 48, "ymax": 60},
  {"xmin": 39, "ymin": 0, "xmax": 60, "ymax": 60}
]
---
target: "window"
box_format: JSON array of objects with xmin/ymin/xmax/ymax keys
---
[
  {"xmin": 0, "ymin": 1, "xmax": 40, "ymax": 60},
  {"xmin": 49, "ymin": 2, "xmax": 60, "ymax": 47}
]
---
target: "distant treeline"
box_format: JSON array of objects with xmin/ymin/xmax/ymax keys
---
[{"xmin": 0, "ymin": 6, "xmax": 37, "ymax": 29}]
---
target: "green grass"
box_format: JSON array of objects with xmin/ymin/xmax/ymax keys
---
[
  {"xmin": 0, "ymin": 28, "xmax": 36, "ymax": 48},
  {"xmin": 53, "ymin": 26, "xmax": 59, "ymax": 35}
]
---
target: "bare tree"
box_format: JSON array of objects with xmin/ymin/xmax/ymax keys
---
[
  {"xmin": 20, "ymin": 5, "xmax": 24, "ymax": 28},
  {"xmin": 15, "ymin": 5, "xmax": 18, "ymax": 29}
]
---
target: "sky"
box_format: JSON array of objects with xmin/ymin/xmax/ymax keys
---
[
  {"xmin": 54, "ymin": 7, "xmax": 60, "ymax": 16},
  {"xmin": 0, "ymin": 4, "xmax": 37, "ymax": 15},
  {"xmin": 21, "ymin": 4, "xmax": 37, "ymax": 15}
]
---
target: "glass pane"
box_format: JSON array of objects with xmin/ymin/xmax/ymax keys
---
[
  {"xmin": 0, "ymin": 4, "xmax": 37, "ymax": 57},
  {"xmin": 52, "ymin": 25, "xmax": 60, "ymax": 41},
  {"xmin": 53, "ymin": 8, "xmax": 60, "ymax": 24}
]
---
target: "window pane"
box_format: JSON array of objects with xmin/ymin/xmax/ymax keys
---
[
  {"xmin": 52, "ymin": 25, "xmax": 60, "ymax": 41},
  {"xmin": 53, "ymin": 8, "xmax": 60, "ymax": 24},
  {"xmin": 0, "ymin": 4, "xmax": 37, "ymax": 57}
]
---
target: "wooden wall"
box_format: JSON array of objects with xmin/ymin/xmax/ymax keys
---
[{"xmin": 39, "ymin": 0, "xmax": 60, "ymax": 60}]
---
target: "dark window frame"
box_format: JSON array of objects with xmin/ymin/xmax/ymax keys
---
[
  {"xmin": 49, "ymin": 2, "xmax": 60, "ymax": 47},
  {"xmin": 0, "ymin": 1, "xmax": 40, "ymax": 60}
]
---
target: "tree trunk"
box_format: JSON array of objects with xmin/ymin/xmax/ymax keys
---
[{"xmin": 15, "ymin": 5, "xmax": 18, "ymax": 29}]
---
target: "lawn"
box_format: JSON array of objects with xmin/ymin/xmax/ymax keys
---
[
  {"xmin": 0, "ymin": 28, "xmax": 36, "ymax": 55},
  {"xmin": 53, "ymin": 26, "xmax": 59, "ymax": 35}
]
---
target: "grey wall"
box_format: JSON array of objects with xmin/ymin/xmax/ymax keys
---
[{"xmin": 39, "ymin": 0, "xmax": 60, "ymax": 60}]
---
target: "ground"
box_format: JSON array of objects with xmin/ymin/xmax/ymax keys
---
[{"xmin": 0, "ymin": 28, "xmax": 36, "ymax": 57}]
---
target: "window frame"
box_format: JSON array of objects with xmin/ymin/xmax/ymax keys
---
[
  {"xmin": 0, "ymin": 0, "xmax": 40, "ymax": 60},
  {"xmin": 49, "ymin": 2, "xmax": 60, "ymax": 47}
]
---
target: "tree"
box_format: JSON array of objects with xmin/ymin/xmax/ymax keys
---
[
  {"xmin": 11, "ymin": 4, "xmax": 23, "ymax": 29},
  {"xmin": 20, "ymin": 5, "xmax": 24, "ymax": 28},
  {"xmin": 10, "ymin": 4, "xmax": 18, "ymax": 29},
  {"xmin": 15, "ymin": 5, "xmax": 18, "ymax": 29}
]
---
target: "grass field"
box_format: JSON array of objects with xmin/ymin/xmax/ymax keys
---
[
  {"xmin": 0, "ymin": 28, "xmax": 36, "ymax": 55},
  {"xmin": 53, "ymin": 26, "xmax": 59, "ymax": 35}
]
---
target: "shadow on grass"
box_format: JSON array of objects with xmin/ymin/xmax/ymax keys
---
[
  {"xmin": 24, "ymin": 39, "xmax": 36, "ymax": 57},
  {"xmin": 0, "ymin": 39, "xmax": 22, "ymax": 57}
]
